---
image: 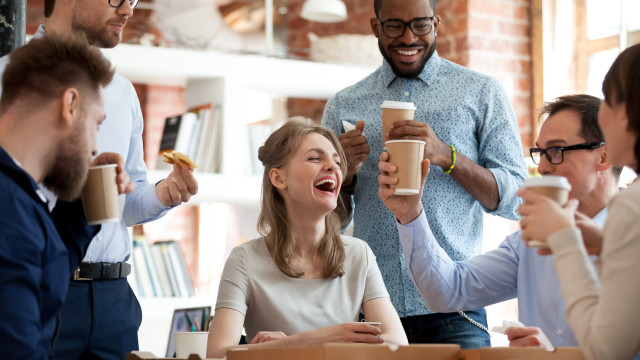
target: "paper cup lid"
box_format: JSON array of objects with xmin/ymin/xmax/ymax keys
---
[
  {"xmin": 384, "ymin": 139, "xmax": 426, "ymax": 145},
  {"xmin": 381, "ymin": 100, "xmax": 416, "ymax": 110},
  {"xmin": 522, "ymin": 176, "xmax": 571, "ymax": 190},
  {"xmin": 89, "ymin": 164, "xmax": 117, "ymax": 170}
]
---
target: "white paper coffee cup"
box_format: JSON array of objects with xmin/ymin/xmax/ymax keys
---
[
  {"xmin": 174, "ymin": 331, "xmax": 209, "ymax": 358},
  {"xmin": 521, "ymin": 176, "xmax": 572, "ymax": 247}
]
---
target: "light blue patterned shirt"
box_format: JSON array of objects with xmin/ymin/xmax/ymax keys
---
[{"xmin": 321, "ymin": 52, "xmax": 527, "ymax": 317}]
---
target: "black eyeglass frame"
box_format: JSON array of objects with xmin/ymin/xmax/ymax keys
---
[
  {"xmin": 108, "ymin": 0, "xmax": 139, "ymax": 9},
  {"xmin": 376, "ymin": 16, "xmax": 436, "ymax": 38},
  {"xmin": 529, "ymin": 141, "xmax": 606, "ymax": 165}
]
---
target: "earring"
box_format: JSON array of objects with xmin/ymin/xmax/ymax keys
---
[{"xmin": 280, "ymin": 183, "xmax": 287, "ymax": 189}]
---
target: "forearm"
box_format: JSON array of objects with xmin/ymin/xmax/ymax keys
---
[
  {"xmin": 209, "ymin": 330, "xmax": 317, "ymax": 358},
  {"xmin": 449, "ymin": 152, "xmax": 500, "ymax": 211},
  {"xmin": 399, "ymin": 214, "xmax": 517, "ymax": 311}
]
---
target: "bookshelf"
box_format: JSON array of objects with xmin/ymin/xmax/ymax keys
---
[{"xmin": 106, "ymin": 44, "xmax": 377, "ymax": 354}]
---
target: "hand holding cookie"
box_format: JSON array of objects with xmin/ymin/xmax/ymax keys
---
[
  {"xmin": 156, "ymin": 151, "xmax": 199, "ymax": 206},
  {"xmin": 162, "ymin": 151, "xmax": 198, "ymax": 170}
]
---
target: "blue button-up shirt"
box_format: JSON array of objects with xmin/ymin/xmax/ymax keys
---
[
  {"xmin": 322, "ymin": 52, "xmax": 527, "ymax": 316},
  {"xmin": 398, "ymin": 209, "xmax": 607, "ymax": 347}
]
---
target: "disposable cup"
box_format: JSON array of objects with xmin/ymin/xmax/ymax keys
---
[
  {"xmin": 521, "ymin": 176, "xmax": 572, "ymax": 247},
  {"xmin": 381, "ymin": 100, "xmax": 416, "ymax": 143},
  {"xmin": 174, "ymin": 331, "xmax": 209, "ymax": 358},
  {"xmin": 384, "ymin": 140, "xmax": 426, "ymax": 195},
  {"xmin": 81, "ymin": 164, "xmax": 119, "ymax": 225}
]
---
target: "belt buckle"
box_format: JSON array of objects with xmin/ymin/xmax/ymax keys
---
[{"xmin": 73, "ymin": 267, "xmax": 92, "ymax": 281}]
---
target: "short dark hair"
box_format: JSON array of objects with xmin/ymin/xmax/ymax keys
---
[
  {"xmin": 539, "ymin": 94, "xmax": 604, "ymax": 143},
  {"xmin": 0, "ymin": 34, "xmax": 114, "ymax": 113},
  {"xmin": 602, "ymin": 43, "xmax": 640, "ymax": 172},
  {"xmin": 45, "ymin": 0, "xmax": 55, "ymax": 18},
  {"xmin": 374, "ymin": 0, "xmax": 437, "ymax": 18}
]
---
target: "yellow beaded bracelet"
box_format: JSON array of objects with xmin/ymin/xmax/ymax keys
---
[{"xmin": 444, "ymin": 144, "xmax": 456, "ymax": 174}]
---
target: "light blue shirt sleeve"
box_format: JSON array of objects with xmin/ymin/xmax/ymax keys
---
[
  {"xmin": 398, "ymin": 211, "xmax": 519, "ymax": 312},
  {"xmin": 119, "ymin": 85, "xmax": 170, "ymax": 226},
  {"xmin": 476, "ymin": 77, "xmax": 526, "ymax": 218}
]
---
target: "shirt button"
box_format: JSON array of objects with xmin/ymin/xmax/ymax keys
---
[
  {"xmin": 97, "ymin": 235, "xmax": 103, "ymax": 241},
  {"xmin": 404, "ymin": 91, "xmax": 410, "ymax": 96},
  {"xmin": 556, "ymin": 329, "xmax": 563, "ymax": 335}
]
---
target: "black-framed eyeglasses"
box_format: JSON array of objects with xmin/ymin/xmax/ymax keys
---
[
  {"xmin": 529, "ymin": 141, "xmax": 605, "ymax": 165},
  {"xmin": 108, "ymin": 0, "xmax": 139, "ymax": 9},
  {"xmin": 376, "ymin": 16, "xmax": 435, "ymax": 38}
]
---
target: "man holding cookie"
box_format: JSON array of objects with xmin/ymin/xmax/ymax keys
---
[{"xmin": 0, "ymin": 1, "xmax": 198, "ymax": 359}]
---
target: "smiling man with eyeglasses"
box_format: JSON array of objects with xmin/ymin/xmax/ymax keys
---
[
  {"xmin": 0, "ymin": 1, "xmax": 199, "ymax": 359},
  {"xmin": 376, "ymin": 94, "xmax": 619, "ymax": 351},
  {"xmin": 322, "ymin": 0, "xmax": 527, "ymax": 349}
]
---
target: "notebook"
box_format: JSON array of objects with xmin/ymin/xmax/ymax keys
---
[{"xmin": 165, "ymin": 306, "xmax": 212, "ymax": 358}]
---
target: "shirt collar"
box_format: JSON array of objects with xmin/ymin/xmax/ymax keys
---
[
  {"xmin": 381, "ymin": 50, "xmax": 442, "ymax": 87},
  {"xmin": 35, "ymin": 24, "xmax": 46, "ymax": 39},
  {"xmin": 0, "ymin": 147, "xmax": 50, "ymax": 209}
]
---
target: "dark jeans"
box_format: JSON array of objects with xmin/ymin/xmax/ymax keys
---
[
  {"xmin": 53, "ymin": 278, "xmax": 142, "ymax": 360},
  {"xmin": 400, "ymin": 309, "xmax": 490, "ymax": 349}
]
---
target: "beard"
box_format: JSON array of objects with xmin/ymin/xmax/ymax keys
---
[
  {"xmin": 379, "ymin": 38, "xmax": 437, "ymax": 78},
  {"xmin": 43, "ymin": 129, "xmax": 91, "ymax": 202},
  {"xmin": 71, "ymin": 10, "xmax": 123, "ymax": 48}
]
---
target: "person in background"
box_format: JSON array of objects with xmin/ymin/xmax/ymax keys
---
[
  {"xmin": 0, "ymin": 34, "xmax": 117, "ymax": 360},
  {"xmin": 518, "ymin": 44, "xmax": 640, "ymax": 360},
  {"xmin": 0, "ymin": 1, "xmax": 199, "ymax": 359},
  {"xmin": 377, "ymin": 94, "xmax": 618, "ymax": 350},
  {"xmin": 206, "ymin": 119, "xmax": 407, "ymax": 358},
  {"xmin": 321, "ymin": 0, "xmax": 526, "ymax": 348}
]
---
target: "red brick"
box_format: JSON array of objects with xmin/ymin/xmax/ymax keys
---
[
  {"xmin": 469, "ymin": 16, "xmax": 495, "ymax": 34},
  {"xmin": 469, "ymin": 0, "xmax": 513, "ymax": 18},
  {"xmin": 497, "ymin": 21, "xmax": 530, "ymax": 38}
]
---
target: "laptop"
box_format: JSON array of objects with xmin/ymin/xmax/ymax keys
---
[{"xmin": 165, "ymin": 306, "xmax": 212, "ymax": 358}]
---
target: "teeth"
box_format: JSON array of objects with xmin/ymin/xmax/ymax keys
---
[
  {"xmin": 397, "ymin": 49, "xmax": 418, "ymax": 56},
  {"xmin": 314, "ymin": 178, "xmax": 336, "ymax": 190}
]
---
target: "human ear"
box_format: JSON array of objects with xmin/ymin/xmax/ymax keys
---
[
  {"xmin": 60, "ymin": 88, "xmax": 80, "ymax": 130},
  {"xmin": 269, "ymin": 168, "xmax": 287, "ymax": 190},
  {"xmin": 433, "ymin": 15, "xmax": 442, "ymax": 37},
  {"xmin": 370, "ymin": 17, "xmax": 380, "ymax": 38},
  {"xmin": 597, "ymin": 146, "xmax": 612, "ymax": 171}
]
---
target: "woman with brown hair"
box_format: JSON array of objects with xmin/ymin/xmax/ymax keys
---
[
  {"xmin": 518, "ymin": 43, "xmax": 640, "ymax": 360},
  {"xmin": 206, "ymin": 119, "xmax": 407, "ymax": 358}
]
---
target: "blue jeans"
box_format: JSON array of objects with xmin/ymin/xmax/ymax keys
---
[{"xmin": 400, "ymin": 309, "xmax": 490, "ymax": 349}]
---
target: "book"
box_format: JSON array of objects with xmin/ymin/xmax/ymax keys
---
[
  {"xmin": 150, "ymin": 243, "xmax": 174, "ymax": 297},
  {"xmin": 132, "ymin": 239, "xmax": 154, "ymax": 297},
  {"xmin": 156, "ymin": 112, "xmax": 198, "ymax": 171},
  {"xmin": 166, "ymin": 241, "xmax": 196, "ymax": 297},
  {"xmin": 158, "ymin": 242, "xmax": 181, "ymax": 297}
]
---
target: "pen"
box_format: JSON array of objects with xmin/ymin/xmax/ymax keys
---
[
  {"xmin": 201, "ymin": 308, "xmax": 208, "ymax": 332},
  {"xmin": 184, "ymin": 313, "xmax": 195, "ymax": 332},
  {"xmin": 194, "ymin": 318, "xmax": 200, "ymax": 332}
]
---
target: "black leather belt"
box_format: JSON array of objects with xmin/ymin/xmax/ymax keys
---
[{"xmin": 72, "ymin": 262, "xmax": 131, "ymax": 281}]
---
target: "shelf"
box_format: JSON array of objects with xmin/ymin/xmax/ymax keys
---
[
  {"xmin": 100, "ymin": 44, "xmax": 377, "ymax": 99},
  {"xmin": 148, "ymin": 170, "xmax": 262, "ymax": 206}
]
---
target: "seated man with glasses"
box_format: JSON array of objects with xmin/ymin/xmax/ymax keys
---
[
  {"xmin": 377, "ymin": 94, "xmax": 619, "ymax": 349},
  {"xmin": 322, "ymin": 0, "xmax": 527, "ymax": 348}
]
